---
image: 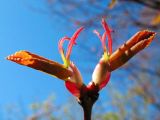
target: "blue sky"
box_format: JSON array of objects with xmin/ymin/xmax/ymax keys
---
[
  {"xmin": 1, "ymin": 0, "xmax": 158, "ymax": 119},
  {"xmin": 0, "ymin": 0, "xmax": 133, "ymax": 110},
  {"xmin": 0, "ymin": 0, "xmax": 78, "ymax": 113},
  {"xmin": 0, "ymin": 0, "xmax": 111, "ymax": 114}
]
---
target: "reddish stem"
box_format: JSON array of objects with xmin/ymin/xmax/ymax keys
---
[
  {"xmin": 78, "ymin": 85, "xmax": 99, "ymax": 120},
  {"xmin": 81, "ymin": 98, "xmax": 94, "ymax": 120}
]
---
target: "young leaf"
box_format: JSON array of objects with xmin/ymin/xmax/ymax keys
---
[{"xmin": 6, "ymin": 50, "xmax": 73, "ymax": 80}]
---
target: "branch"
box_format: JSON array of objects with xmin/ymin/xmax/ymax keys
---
[{"xmin": 122, "ymin": 0, "xmax": 160, "ymax": 11}]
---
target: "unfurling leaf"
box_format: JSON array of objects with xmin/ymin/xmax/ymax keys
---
[
  {"xmin": 151, "ymin": 13, "xmax": 160, "ymax": 26},
  {"xmin": 109, "ymin": 30, "xmax": 156, "ymax": 71},
  {"xmin": 6, "ymin": 50, "xmax": 72, "ymax": 80},
  {"xmin": 108, "ymin": 0, "xmax": 117, "ymax": 9}
]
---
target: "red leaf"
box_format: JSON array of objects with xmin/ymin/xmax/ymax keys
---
[
  {"xmin": 65, "ymin": 81, "xmax": 80, "ymax": 97},
  {"xmin": 6, "ymin": 50, "xmax": 73, "ymax": 80},
  {"xmin": 99, "ymin": 72, "xmax": 111, "ymax": 90}
]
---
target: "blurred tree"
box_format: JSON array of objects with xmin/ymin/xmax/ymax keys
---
[
  {"xmin": 43, "ymin": 0, "xmax": 160, "ymax": 29},
  {"xmin": 7, "ymin": 0, "xmax": 159, "ymax": 119},
  {"xmin": 41, "ymin": 0, "xmax": 160, "ymax": 116}
]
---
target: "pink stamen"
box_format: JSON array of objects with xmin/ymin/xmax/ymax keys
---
[
  {"xmin": 99, "ymin": 72, "xmax": 111, "ymax": 90},
  {"xmin": 93, "ymin": 30, "xmax": 107, "ymax": 51},
  {"xmin": 101, "ymin": 18, "xmax": 113, "ymax": 54},
  {"xmin": 102, "ymin": 32, "xmax": 107, "ymax": 51},
  {"xmin": 66, "ymin": 27, "xmax": 84, "ymax": 60},
  {"xmin": 58, "ymin": 36, "xmax": 70, "ymax": 54},
  {"xmin": 65, "ymin": 81, "xmax": 80, "ymax": 97},
  {"xmin": 93, "ymin": 30, "xmax": 102, "ymax": 41}
]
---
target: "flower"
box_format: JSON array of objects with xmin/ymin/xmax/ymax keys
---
[
  {"xmin": 58, "ymin": 27, "xmax": 84, "ymax": 68},
  {"xmin": 109, "ymin": 30, "xmax": 156, "ymax": 71},
  {"xmin": 6, "ymin": 18, "xmax": 156, "ymax": 99},
  {"xmin": 91, "ymin": 18, "xmax": 156, "ymax": 90},
  {"xmin": 6, "ymin": 27, "xmax": 84, "ymax": 97},
  {"xmin": 91, "ymin": 18, "xmax": 112, "ymax": 90},
  {"xmin": 6, "ymin": 50, "xmax": 73, "ymax": 80}
]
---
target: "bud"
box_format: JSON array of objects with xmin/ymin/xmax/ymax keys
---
[
  {"xmin": 92, "ymin": 57, "xmax": 111, "ymax": 90},
  {"xmin": 6, "ymin": 50, "xmax": 73, "ymax": 80},
  {"xmin": 109, "ymin": 30, "xmax": 156, "ymax": 71}
]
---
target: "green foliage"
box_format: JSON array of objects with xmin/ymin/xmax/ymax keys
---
[{"xmin": 102, "ymin": 112, "xmax": 119, "ymax": 120}]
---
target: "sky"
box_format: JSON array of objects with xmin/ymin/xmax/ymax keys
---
[
  {"xmin": 0, "ymin": 0, "xmax": 132, "ymax": 106},
  {"xmin": 0, "ymin": 0, "xmax": 114, "ymax": 117},
  {"xmin": 1, "ymin": 0, "xmax": 158, "ymax": 119},
  {"xmin": 0, "ymin": 0, "xmax": 81, "ymax": 116}
]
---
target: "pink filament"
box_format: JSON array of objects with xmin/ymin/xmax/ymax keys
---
[
  {"xmin": 101, "ymin": 18, "xmax": 113, "ymax": 54},
  {"xmin": 58, "ymin": 36, "xmax": 70, "ymax": 54},
  {"xmin": 66, "ymin": 27, "xmax": 84, "ymax": 60},
  {"xmin": 65, "ymin": 81, "xmax": 80, "ymax": 97},
  {"xmin": 93, "ymin": 30, "xmax": 102, "ymax": 41},
  {"xmin": 94, "ymin": 30, "xmax": 107, "ymax": 52},
  {"xmin": 99, "ymin": 72, "xmax": 111, "ymax": 90}
]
